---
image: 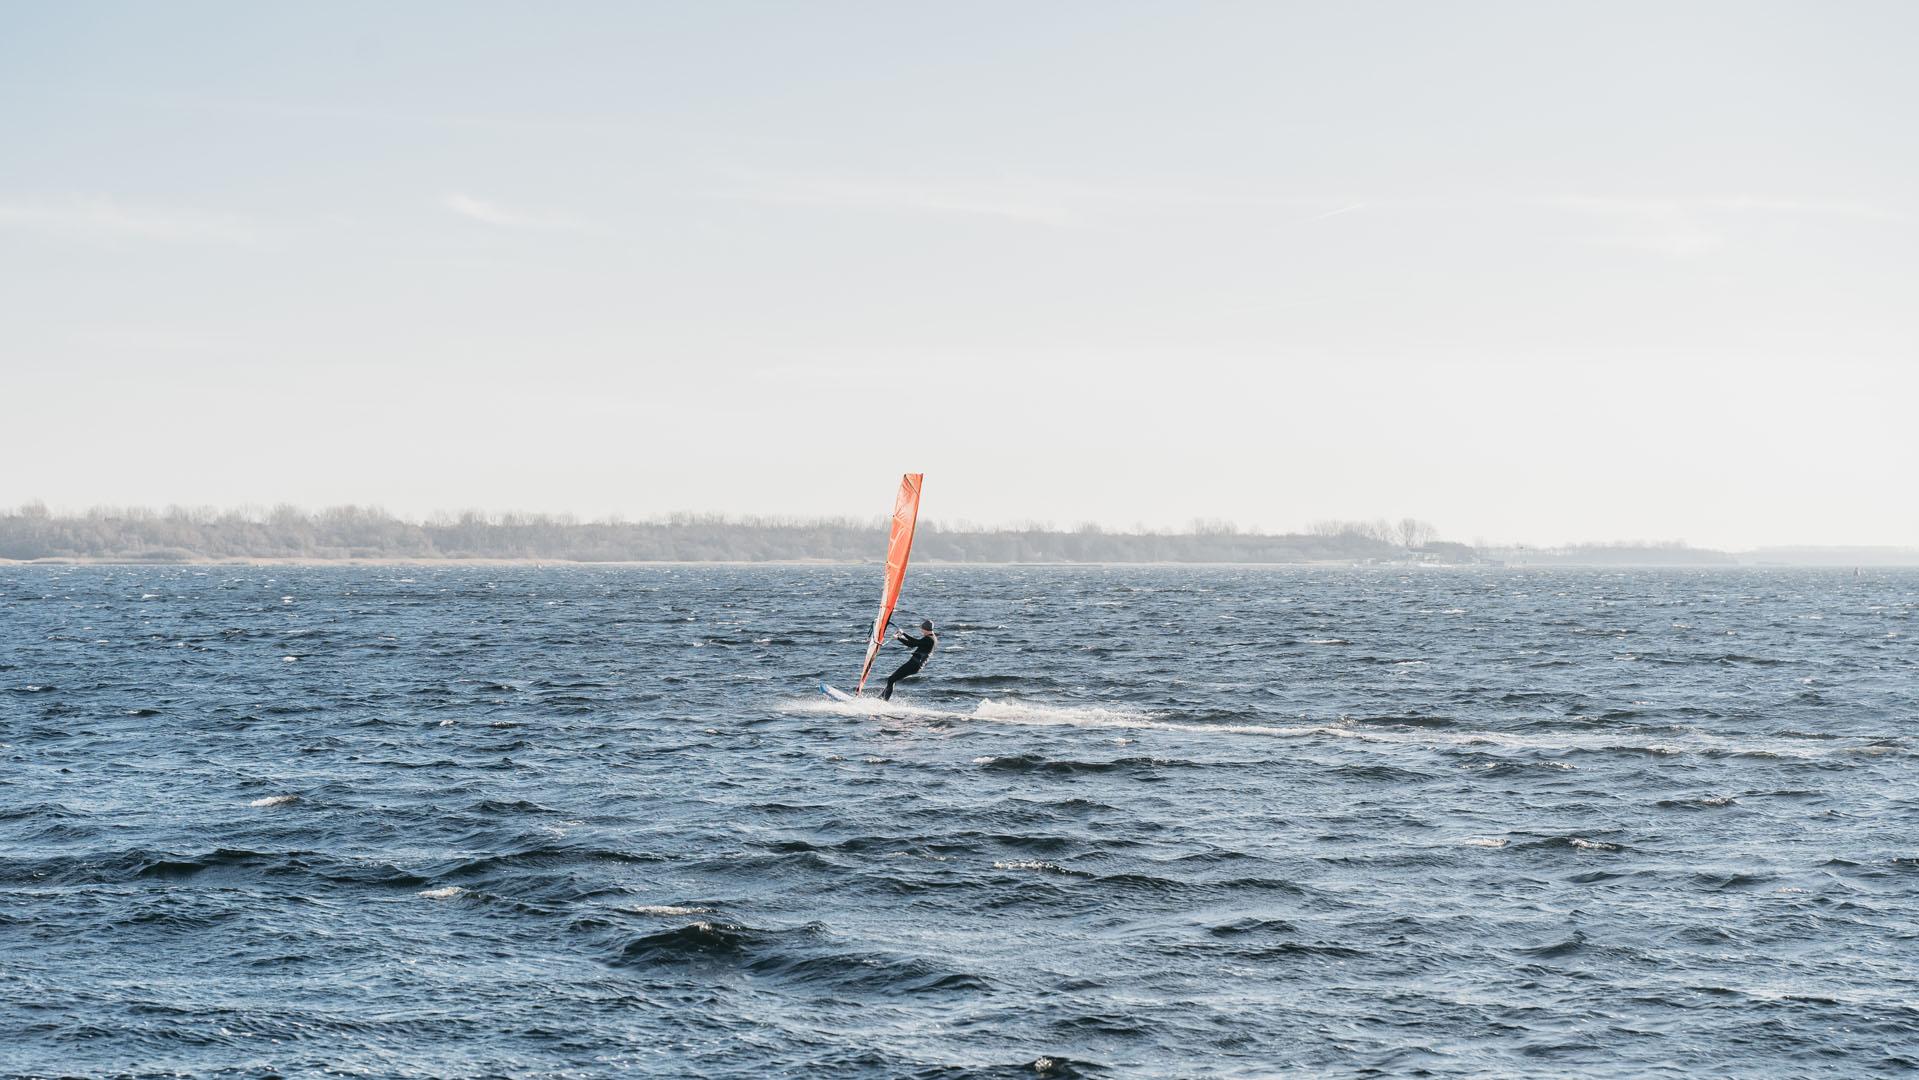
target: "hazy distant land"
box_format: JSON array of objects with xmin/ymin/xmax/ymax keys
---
[{"xmin": 0, "ymin": 505, "xmax": 1910, "ymax": 567}]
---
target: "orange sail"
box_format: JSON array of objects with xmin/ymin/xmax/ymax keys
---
[{"xmin": 855, "ymin": 473, "xmax": 924, "ymax": 693}]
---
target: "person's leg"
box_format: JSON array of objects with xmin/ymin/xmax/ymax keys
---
[{"xmin": 882, "ymin": 659, "xmax": 920, "ymax": 701}]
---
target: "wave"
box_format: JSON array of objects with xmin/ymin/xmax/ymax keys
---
[
  {"xmin": 1514, "ymin": 836, "xmax": 1622, "ymax": 853},
  {"xmin": 991, "ymin": 859, "xmax": 1083, "ymax": 875},
  {"xmin": 1690, "ymin": 871, "xmax": 1775, "ymax": 891},
  {"xmin": 0, "ymin": 846, "xmax": 447, "ymax": 890},
  {"xmin": 1238, "ymin": 941, "xmax": 1368, "ymax": 960},
  {"xmin": 975, "ymin": 753, "xmax": 1196, "ymax": 776},
  {"xmin": 607, "ymin": 919, "xmax": 991, "ymax": 997},
  {"xmin": 612, "ymin": 919, "xmax": 768, "ymax": 963},
  {"xmin": 461, "ymin": 798, "xmax": 561, "ymax": 815},
  {"xmin": 427, "ymin": 846, "xmax": 668, "ymax": 880},
  {"xmin": 1208, "ymin": 917, "xmax": 1300, "ymax": 936},
  {"xmin": 944, "ymin": 673, "xmax": 1053, "ymax": 688},
  {"xmin": 0, "ymin": 801, "xmax": 81, "ymax": 823},
  {"xmin": 1515, "ymin": 933, "xmax": 1588, "ymax": 959}
]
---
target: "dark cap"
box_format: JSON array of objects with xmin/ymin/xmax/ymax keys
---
[{"xmin": 920, "ymin": 619, "xmax": 934, "ymax": 631}]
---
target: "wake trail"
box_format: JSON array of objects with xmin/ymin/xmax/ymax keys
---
[
  {"xmin": 779, "ymin": 696, "xmax": 1884, "ymax": 761},
  {"xmin": 782, "ymin": 696, "xmax": 1336, "ymax": 739}
]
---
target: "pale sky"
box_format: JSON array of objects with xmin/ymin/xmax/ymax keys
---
[{"xmin": 2, "ymin": 1, "xmax": 1914, "ymax": 548}]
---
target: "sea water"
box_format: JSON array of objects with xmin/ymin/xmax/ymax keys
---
[{"xmin": 1, "ymin": 565, "xmax": 1914, "ymax": 1077}]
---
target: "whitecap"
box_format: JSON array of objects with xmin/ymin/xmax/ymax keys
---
[
  {"xmin": 625, "ymin": 904, "xmax": 709, "ymax": 916},
  {"xmin": 1568, "ymin": 838, "xmax": 1616, "ymax": 851},
  {"xmin": 417, "ymin": 886, "xmax": 462, "ymax": 900},
  {"xmin": 784, "ymin": 696, "xmax": 949, "ymax": 720},
  {"xmin": 249, "ymin": 794, "xmax": 299, "ymax": 808},
  {"xmin": 1459, "ymin": 836, "xmax": 1509, "ymax": 848}
]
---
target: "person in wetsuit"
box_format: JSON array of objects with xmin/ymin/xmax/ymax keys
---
[{"xmin": 882, "ymin": 619, "xmax": 937, "ymax": 701}]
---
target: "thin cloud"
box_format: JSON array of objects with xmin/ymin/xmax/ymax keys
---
[
  {"xmin": 1709, "ymin": 196, "xmax": 1908, "ymax": 223},
  {"xmin": 1580, "ymin": 230, "xmax": 1725, "ymax": 258},
  {"xmin": 0, "ymin": 196, "xmax": 261, "ymax": 245},
  {"xmin": 1294, "ymin": 202, "xmax": 1367, "ymax": 224},
  {"xmin": 1549, "ymin": 196, "xmax": 1689, "ymax": 218},
  {"xmin": 1552, "ymin": 194, "xmax": 1904, "ymax": 222},
  {"xmin": 1547, "ymin": 194, "xmax": 1908, "ymax": 258},
  {"xmin": 124, "ymin": 89, "xmax": 643, "ymax": 142},
  {"xmin": 726, "ymin": 175, "xmax": 1096, "ymax": 227},
  {"xmin": 1548, "ymin": 197, "xmax": 1721, "ymax": 258},
  {"xmin": 719, "ymin": 173, "xmax": 1327, "ymax": 229},
  {"xmin": 443, "ymin": 192, "xmax": 588, "ymax": 231}
]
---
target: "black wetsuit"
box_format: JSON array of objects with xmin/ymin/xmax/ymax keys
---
[{"xmin": 882, "ymin": 631, "xmax": 936, "ymax": 700}]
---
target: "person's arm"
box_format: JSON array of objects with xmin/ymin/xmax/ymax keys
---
[{"xmin": 897, "ymin": 632, "xmax": 924, "ymax": 647}]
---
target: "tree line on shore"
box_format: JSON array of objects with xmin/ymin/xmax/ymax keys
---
[
  {"xmin": 4, "ymin": 504, "xmax": 1772, "ymax": 565},
  {"xmin": 0, "ymin": 504, "xmax": 1462, "ymax": 563}
]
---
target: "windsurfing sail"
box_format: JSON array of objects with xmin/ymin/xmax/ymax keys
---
[{"xmin": 855, "ymin": 473, "xmax": 924, "ymax": 693}]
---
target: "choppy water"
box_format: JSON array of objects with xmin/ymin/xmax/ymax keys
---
[{"xmin": 2, "ymin": 564, "xmax": 1915, "ymax": 1078}]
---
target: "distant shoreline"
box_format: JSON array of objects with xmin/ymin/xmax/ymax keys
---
[
  {"xmin": 4, "ymin": 507, "xmax": 1913, "ymax": 568},
  {"xmin": 3, "ymin": 557, "xmax": 1912, "ymax": 570},
  {"xmin": 0, "ymin": 556, "xmax": 1372, "ymax": 568}
]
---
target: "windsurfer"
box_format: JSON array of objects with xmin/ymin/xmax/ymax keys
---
[{"xmin": 881, "ymin": 620, "xmax": 937, "ymax": 701}]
